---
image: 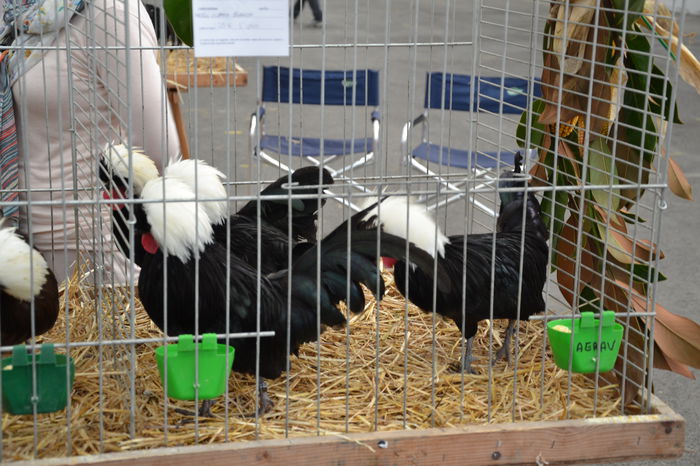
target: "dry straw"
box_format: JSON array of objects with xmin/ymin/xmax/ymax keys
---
[{"xmin": 2, "ymin": 266, "xmax": 624, "ymax": 460}]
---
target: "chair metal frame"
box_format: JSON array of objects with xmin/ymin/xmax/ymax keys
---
[
  {"xmin": 249, "ymin": 66, "xmax": 381, "ymax": 210},
  {"xmin": 401, "ymin": 72, "xmax": 540, "ymax": 214}
]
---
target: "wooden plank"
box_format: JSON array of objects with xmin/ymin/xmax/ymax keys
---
[
  {"xmin": 167, "ymin": 87, "xmax": 190, "ymax": 159},
  {"xmin": 166, "ymin": 63, "xmax": 248, "ymax": 89},
  {"xmin": 17, "ymin": 395, "xmax": 684, "ymax": 466},
  {"xmin": 165, "ymin": 50, "xmax": 248, "ymax": 89}
]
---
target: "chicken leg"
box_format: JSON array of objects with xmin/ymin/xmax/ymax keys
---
[
  {"xmin": 493, "ymin": 320, "xmax": 516, "ymax": 364},
  {"xmin": 451, "ymin": 337, "xmax": 479, "ymax": 374},
  {"xmin": 257, "ymin": 380, "xmax": 274, "ymax": 415}
]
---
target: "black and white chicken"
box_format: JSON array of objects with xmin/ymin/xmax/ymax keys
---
[
  {"xmin": 133, "ymin": 173, "xmax": 448, "ymax": 417},
  {"xmin": 0, "ymin": 221, "xmax": 60, "ymax": 346},
  {"xmin": 100, "ymin": 144, "xmax": 332, "ymax": 273},
  {"xmin": 162, "ymin": 159, "xmax": 333, "ymax": 274},
  {"xmin": 393, "ymin": 154, "xmax": 549, "ymax": 373}
]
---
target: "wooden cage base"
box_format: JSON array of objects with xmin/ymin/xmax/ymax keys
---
[{"xmin": 18, "ymin": 395, "xmax": 683, "ymax": 466}]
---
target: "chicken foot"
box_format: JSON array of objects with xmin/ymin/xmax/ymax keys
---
[{"xmin": 175, "ymin": 399, "xmax": 215, "ymax": 419}]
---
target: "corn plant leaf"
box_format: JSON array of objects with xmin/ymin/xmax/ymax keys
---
[
  {"xmin": 632, "ymin": 264, "xmax": 667, "ymax": 283},
  {"xmin": 611, "ymin": 0, "xmax": 645, "ymax": 28},
  {"xmin": 645, "ymin": 17, "xmax": 700, "ymax": 94},
  {"xmin": 528, "ymin": 159, "xmax": 549, "ymax": 187},
  {"xmin": 594, "ymin": 205, "xmax": 662, "ymax": 264},
  {"xmin": 630, "ymin": 294, "xmax": 700, "ymax": 369},
  {"xmin": 559, "ymin": 141, "xmax": 582, "ymax": 183},
  {"xmin": 612, "ymin": 134, "xmax": 651, "ymax": 210},
  {"xmin": 594, "ymin": 206, "xmax": 635, "ymax": 264},
  {"xmin": 610, "ymin": 305, "xmax": 647, "ymax": 405},
  {"xmin": 619, "ymin": 209, "xmax": 646, "ymax": 223},
  {"xmin": 516, "ymin": 99, "xmax": 547, "ymax": 148},
  {"xmin": 588, "ymin": 137, "xmax": 620, "ymax": 210},
  {"xmin": 555, "ymin": 215, "xmax": 598, "ymax": 305},
  {"xmin": 667, "ymin": 156, "xmax": 693, "ymax": 200},
  {"xmin": 636, "ymin": 238, "xmax": 665, "ymax": 260},
  {"xmin": 654, "ymin": 343, "xmax": 696, "ymax": 379},
  {"xmin": 643, "ymin": 1, "xmax": 678, "ymax": 36},
  {"xmin": 648, "ymin": 64, "xmax": 682, "ymax": 124}
]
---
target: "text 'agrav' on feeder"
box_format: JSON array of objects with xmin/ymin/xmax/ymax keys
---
[
  {"xmin": 1, "ymin": 343, "xmax": 75, "ymax": 415},
  {"xmin": 155, "ymin": 333, "xmax": 235, "ymax": 401},
  {"xmin": 547, "ymin": 311, "xmax": 623, "ymax": 373}
]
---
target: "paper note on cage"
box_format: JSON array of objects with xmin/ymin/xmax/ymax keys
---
[{"xmin": 192, "ymin": 0, "xmax": 289, "ymax": 57}]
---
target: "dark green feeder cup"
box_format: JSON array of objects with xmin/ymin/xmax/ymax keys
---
[{"xmin": 1, "ymin": 344, "xmax": 75, "ymax": 415}]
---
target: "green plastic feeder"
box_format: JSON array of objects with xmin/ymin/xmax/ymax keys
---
[
  {"xmin": 547, "ymin": 311, "xmax": 623, "ymax": 373},
  {"xmin": 1, "ymin": 344, "xmax": 75, "ymax": 415},
  {"xmin": 155, "ymin": 334, "xmax": 235, "ymax": 401}
]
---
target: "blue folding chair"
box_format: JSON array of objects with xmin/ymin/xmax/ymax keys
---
[
  {"xmin": 401, "ymin": 72, "xmax": 541, "ymax": 213},
  {"xmin": 249, "ymin": 66, "xmax": 381, "ymax": 208}
]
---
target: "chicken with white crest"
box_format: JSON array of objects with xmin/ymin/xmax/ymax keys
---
[
  {"xmin": 163, "ymin": 158, "xmax": 334, "ymax": 274},
  {"xmin": 99, "ymin": 144, "xmax": 333, "ymax": 273}
]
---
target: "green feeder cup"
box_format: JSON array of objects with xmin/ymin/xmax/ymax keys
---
[
  {"xmin": 547, "ymin": 311, "xmax": 623, "ymax": 373},
  {"xmin": 1, "ymin": 344, "xmax": 75, "ymax": 415},
  {"xmin": 155, "ymin": 333, "xmax": 235, "ymax": 401}
]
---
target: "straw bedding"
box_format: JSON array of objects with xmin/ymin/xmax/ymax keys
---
[{"xmin": 2, "ymin": 268, "xmax": 625, "ymax": 460}]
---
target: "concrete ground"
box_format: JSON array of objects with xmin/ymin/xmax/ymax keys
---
[{"xmin": 175, "ymin": 1, "xmax": 699, "ymax": 463}]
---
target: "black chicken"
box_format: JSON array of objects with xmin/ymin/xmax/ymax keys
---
[
  {"xmin": 393, "ymin": 154, "xmax": 549, "ymax": 373},
  {"xmin": 134, "ymin": 175, "xmax": 449, "ymax": 417},
  {"xmin": 0, "ymin": 221, "xmax": 60, "ymax": 346}
]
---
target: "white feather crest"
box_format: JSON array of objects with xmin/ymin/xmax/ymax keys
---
[
  {"xmin": 103, "ymin": 143, "xmax": 160, "ymax": 195},
  {"xmin": 360, "ymin": 195, "xmax": 449, "ymax": 258},
  {"xmin": 140, "ymin": 177, "xmax": 215, "ymax": 263},
  {"xmin": 0, "ymin": 222, "xmax": 49, "ymax": 301},
  {"xmin": 164, "ymin": 159, "xmax": 228, "ymax": 225}
]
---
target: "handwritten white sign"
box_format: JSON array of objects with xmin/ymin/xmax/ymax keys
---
[{"xmin": 192, "ymin": 0, "xmax": 289, "ymax": 57}]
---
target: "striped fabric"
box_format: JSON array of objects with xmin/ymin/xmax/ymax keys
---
[{"xmin": 0, "ymin": 53, "xmax": 18, "ymax": 221}]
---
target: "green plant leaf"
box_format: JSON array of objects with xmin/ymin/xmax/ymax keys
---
[
  {"xmin": 516, "ymin": 99, "xmax": 547, "ymax": 148},
  {"xmin": 632, "ymin": 264, "xmax": 667, "ymax": 283},
  {"xmin": 619, "ymin": 210, "xmax": 646, "ymax": 223},
  {"xmin": 619, "ymin": 66, "xmax": 659, "ymax": 164},
  {"xmin": 611, "ymin": 0, "xmax": 645, "ymax": 28},
  {"xmin": 579, "ymin": 286, "xmax": 602, "ymax": 313},
  {"xmin": 540, "ymin": 187, "xmax": 569, "ymax": 242},
  {"xmin": 627, "ymin": 32, "xmax": 682, "ymax": 124},
  {"xmin": 164, "ymin": 0, "xmax": 193, "ymax": 47},
  {"xmin": 648, "ymin": 64, "xmax": 682, "ymax": 124},
  {"xmin": 588, "ymin": 137, "xmax": 620, "ymax": 210}
]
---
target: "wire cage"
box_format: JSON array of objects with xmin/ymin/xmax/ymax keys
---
[{"xmin": 0, "ymin": 0, "xmax": 694, "ymax": 463}]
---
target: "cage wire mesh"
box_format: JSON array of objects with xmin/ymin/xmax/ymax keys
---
[{"xmin": 0, "ymin": 0, "xmax": 692, "ymax": 461}]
